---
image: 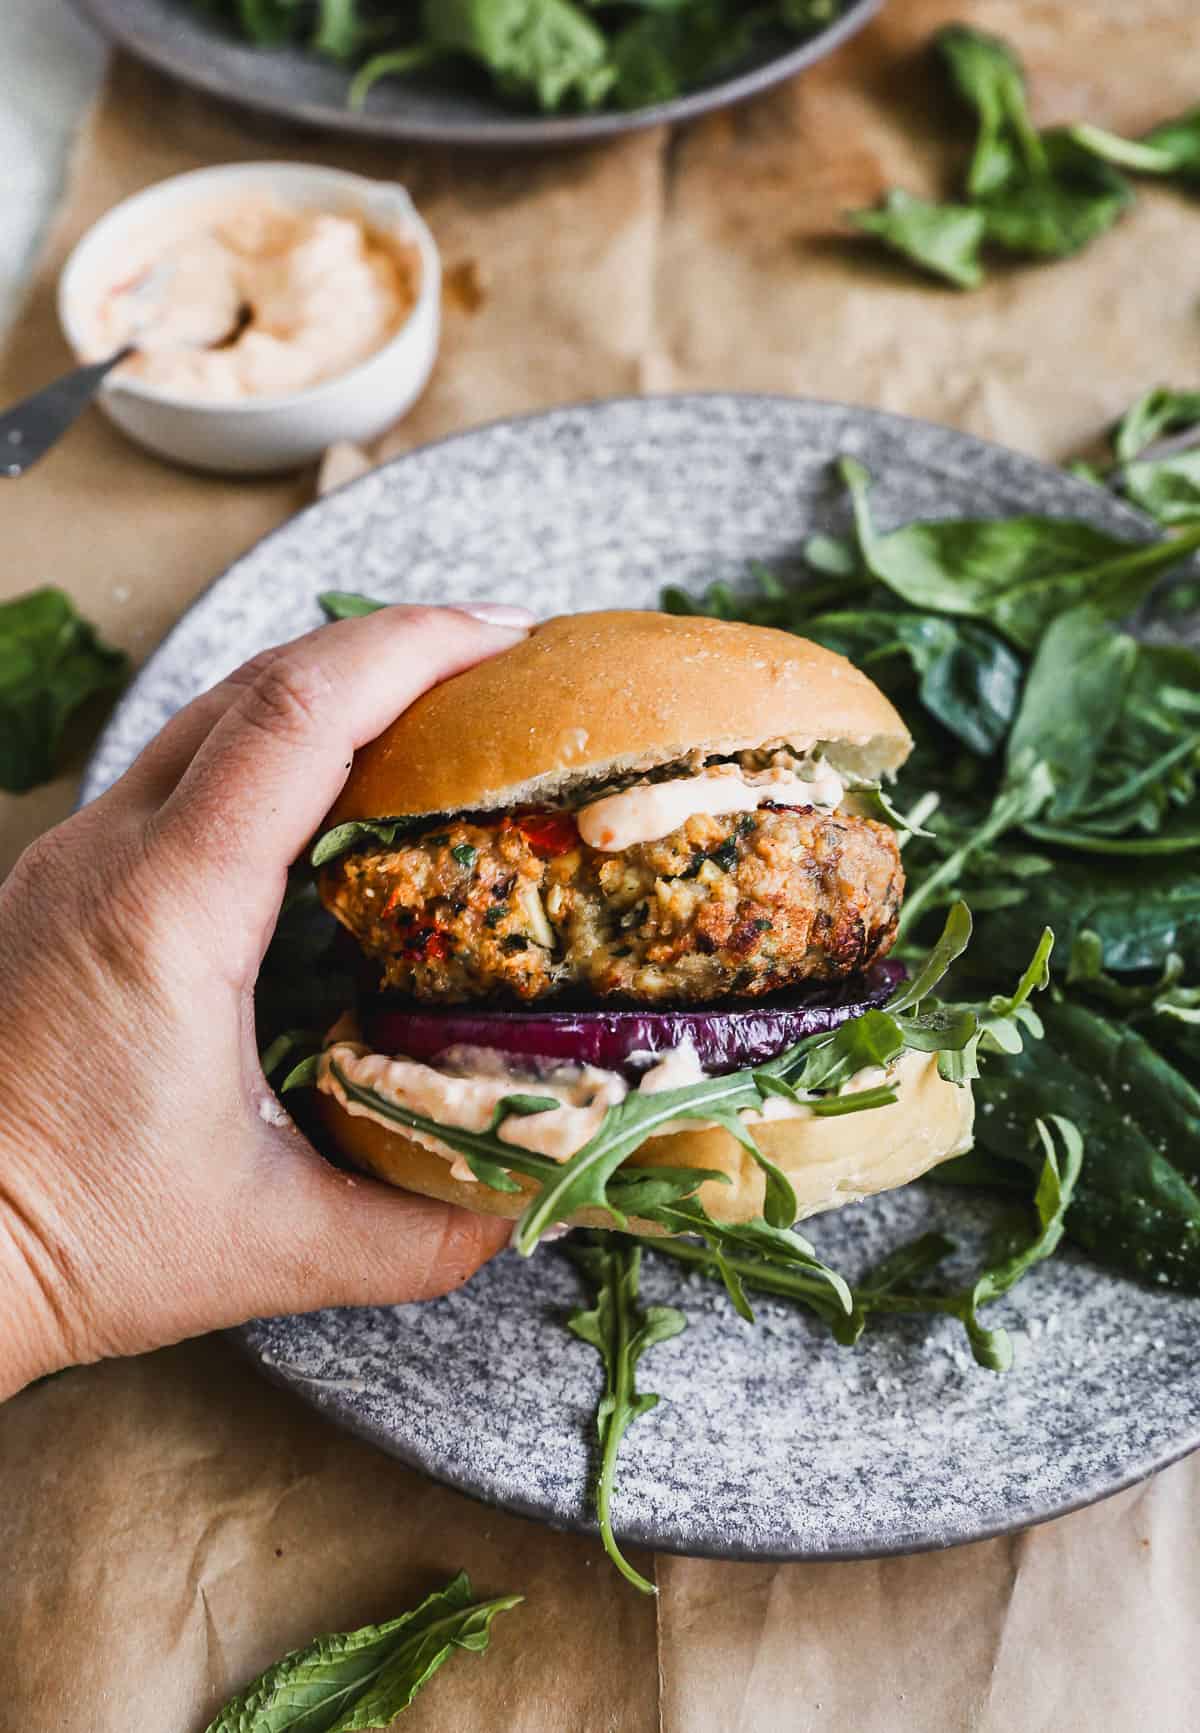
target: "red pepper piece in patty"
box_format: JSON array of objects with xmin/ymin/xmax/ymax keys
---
[{"xmin": 513, "ymin": 810, "xmax": 579, "ymax": 858}]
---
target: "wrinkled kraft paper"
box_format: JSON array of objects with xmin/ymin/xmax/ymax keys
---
[{"xmin": 2, "ymin": 2, "xmax": 1200, "ymax": 1727}]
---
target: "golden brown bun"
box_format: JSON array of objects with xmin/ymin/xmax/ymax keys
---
[
  {"xmin": 327, "ymin": 610, "xmax": 912, "ymax": 824},
  {"xmin": 317, "ymin": 1050, "xmax": 973, "ymax": 1231}
]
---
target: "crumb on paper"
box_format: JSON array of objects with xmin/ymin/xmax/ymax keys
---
[
  {"xmin": 443, "ymin": 257, "xmax": 488, "ymax": 315},
  {"xmin": 318, "ymin": 439, "xmax": 373, "ymax": 498}
]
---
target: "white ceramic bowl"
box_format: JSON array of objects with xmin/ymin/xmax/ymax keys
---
[{"xmin": 57, "ymin": 162, "xmax": 441, "ymax": 475}]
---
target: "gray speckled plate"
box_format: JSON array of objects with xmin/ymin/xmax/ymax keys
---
[
  {"xmin": 71, "ymin": 0, "xmax": 880, "ymax": 148},
  {"xmin": 81, "ymin": 396, "xmax": 1200, "ymax": 1561}
]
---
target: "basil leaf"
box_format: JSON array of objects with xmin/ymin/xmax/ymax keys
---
[
  {"xmin": 1069, "ymin": 109, "xmax": 1200, "ymax": 186},
  {"xmin": 848, "ymin": 191, "xmax": 986, "ymax": 289},
  {"xmin": 0, "ymin": 587, "xmax": 128, "ymax": 793},
  {"xmin": 1113, "ymin": 388, "xmax": 1200, "ymax": 465},
  {"xmin": 204, "ymin": 1572, "xmax": 521, "ymax": 1733},
  {"xmin": 567, "ymin": 1238, "xmax": 685, "ymax": 1594}
]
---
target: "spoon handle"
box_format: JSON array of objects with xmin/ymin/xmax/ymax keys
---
[{"xmin": 0, "ymin": 347, "xmax": 136, "ymax": 478}]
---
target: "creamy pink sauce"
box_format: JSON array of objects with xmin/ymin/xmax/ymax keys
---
[
  {"xmin": 84, "ymin": 195, "xmax": 418, "ymax": 402},
  {"xmin": 317, "ymin": 1038, "xmax": 900, "ymax": 1180},
  {"xmin": 576, "ymin": 762, "xmax": 846, "ymax": 852}
]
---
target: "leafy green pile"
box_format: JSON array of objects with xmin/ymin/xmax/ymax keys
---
[
  {"xmin": 205, "ymin": 1571, "xmax": 520, "ymax": 1731},
  {"xmin": 0, "ymin": 587, "xmax": 128, "ymax": 794},
  {"xmin": 667, "ymin": 452, "xmax": 1200, "ymax": 1298},
  {"xmin": 851, "ymin": 24, "xmax": 1200, "ymax": 288},
  {"xmin": 197, "ymin": 0, "xmax": 845, "ymax": 114}
]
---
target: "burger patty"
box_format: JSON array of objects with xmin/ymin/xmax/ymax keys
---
[{"xmin": 320, "ymin": 805, "xmax": 904, "ymax": 1006}]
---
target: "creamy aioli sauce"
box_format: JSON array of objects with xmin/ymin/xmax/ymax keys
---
[
  {"xmin": 317, "ymin": 1036, "xmax": 897, "ymax": 1178},
  {"xmin": 86, "ymin": 195, "xmax": 418, "ymax": 402},
  {"xmin": 576, "ymin": 761, "xmax": 845, "ymax": 852}
]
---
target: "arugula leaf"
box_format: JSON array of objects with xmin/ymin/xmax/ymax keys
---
[
  {"xmin": 513, "ymin": 1069, "xmax": 767, "ymax": 1251},
  {"xmin": 848, "ymin": 192, "xmax": 986, "ymax": 290},
  {"xmin": 977, "ymin": 857, "xmax": 1200, "ymax": 979},
  {"xmin": 652, "ymin": 1117, "xmax": 1082, "ymax": 1371},
  {"xmin": 567, "ymin": 1239, "xmax": 685, "ymax": 1594},
  {"xmin": 0, "ymin": 587, "xmax": 128, "ymax": 794},
  {"xmin": 204, "ymin": 1572, "xmax": 521, "ymax": 1732}
]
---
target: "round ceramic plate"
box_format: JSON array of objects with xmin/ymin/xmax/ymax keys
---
[
  {"xmin": 81, "ymin": 396, "xmax": 1200, "ymax": 1561},
  {"xmin": 71, "ymin": 0, "xmax": 880, "ymax": 147}
]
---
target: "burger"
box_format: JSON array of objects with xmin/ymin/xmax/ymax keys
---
[{"xmin": 308, "ymin": 610, "xmax": 974, "ymax": 1240}]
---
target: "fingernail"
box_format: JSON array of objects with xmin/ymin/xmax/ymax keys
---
[{"xmin": 455, "ymin": 603, "xmax": 536, "ymax": 628}]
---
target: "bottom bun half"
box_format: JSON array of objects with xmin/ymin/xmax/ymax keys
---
[{"xmin": 317, "ymin": 1048, "xmax": 975, "ymax": 1231}]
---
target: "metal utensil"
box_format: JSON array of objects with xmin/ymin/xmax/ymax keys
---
[
  {"xmin": 0, "ymin": 260, "xmax": 250, "ymax": 479},
  {"xmin": 0, "ymin": 347, "xmax": 138, "ymax": 477}
]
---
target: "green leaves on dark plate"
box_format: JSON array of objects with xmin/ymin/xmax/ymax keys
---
[
  {"xmin": 0, "ymin": 587, "xmax": 128, "ymax": 794},
  {"xmin": 204, "ymin": 1571, "xmax": 521, "ymax": 1732},
  {"xmin": 848, "ymin": 191, "xmax": 985, "ymax": 289}
]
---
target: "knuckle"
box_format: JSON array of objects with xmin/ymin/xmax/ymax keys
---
[{"xmin": 239, "ymin": 655, "xmax": 333, "ymax": 747}]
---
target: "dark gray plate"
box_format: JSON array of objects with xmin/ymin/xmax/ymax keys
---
[
  {"xmin": 80, "ymin": 396, "xmax": 1200, "ymax": 1561},
  {"xmin": 72, "ymin": 0, "xmax": 881, "ymax": 147}
]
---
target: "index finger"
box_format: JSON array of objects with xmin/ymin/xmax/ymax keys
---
[{"xmin": 150, "ymin": 604, "xmax": 532, "ymax": 891}]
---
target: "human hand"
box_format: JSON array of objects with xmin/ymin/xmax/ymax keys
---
[{"xmin": 0, "ymin": 604, "xmax": 533, "ymax": 1398}]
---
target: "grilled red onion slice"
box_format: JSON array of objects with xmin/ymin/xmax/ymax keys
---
[{"xmin": 364, "ymin": 960, "xmax": 906, "ymax": 1076}]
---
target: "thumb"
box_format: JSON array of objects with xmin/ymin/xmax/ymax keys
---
[{"xmin": 250, "ymin": 1131, "xmax": 514, "ymax": 1314}]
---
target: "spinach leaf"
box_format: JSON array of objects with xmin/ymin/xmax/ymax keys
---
[
  {"xmin": 1008, "ymin": 608, "xmax": 1200, "ymax": 851},
  {"xmin": 934, "ymin": 23, "xmax": 1046, "ymax": 199},
  {"xmin": 974, "ymin": 1000, "xmax": 1200, "ymax": 1290},
  {"xmin": 0, "ymin": 587, "xmax": 128, "ymax": 794},
  {"xmin": 567, "ymin": 1238, "xmax": 685, "ymax": 1594},
  {"xmin": 840, "ymin": 455, "xmax": 1200, "ymax": 650},
  {"xmin": 848, "ymin": 192, "xmax": 985, "ymax": 289},
  {"xmin": 976, "ymin": 132, "xmax": 1133, "ymax": 260},
  {"xmin": 318, "ymin": 591, "xmax": 387, "ymax": 620},
  {"xmin": 1114, "ymin": 389, "xmax": 1200, "ymax": 465},
  {"xmin": 977, "ymin": 858, "xmax": 1200, "ymax": 979},
  {"xmin": 1124, "ymin": 451, "xmax": 1200, "ymax": 526},
  {"xmin": 311, "ymin": 818, "xmax": 409, "ymax": 868},
  {"xmin": 427, "ymin": 0, "xmax": 614, "ymax": 112},
  {"xmin": 802, "ymin": 608, "xmax": 1023, "ymax": 754},
  {"xmin": 204, "ymin": 1572, "xmax": 521, "ymax": 1732},
  {"xmin": 1069, "ymin": 108, "xmax": 1200, "ymax": 185},
  {"xmin": 608, "ymin": 2, "xmax": 759, "ymax": 110}
]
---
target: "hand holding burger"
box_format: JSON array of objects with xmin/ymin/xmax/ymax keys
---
[{"xmin": 0, "ymin": 605, "xmax": 530, "ymax": 1399}]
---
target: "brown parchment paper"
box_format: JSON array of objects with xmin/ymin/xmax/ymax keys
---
[{"xmin": 3, "ymin": 3, "xmax": 1200, "ymax": 1727}]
